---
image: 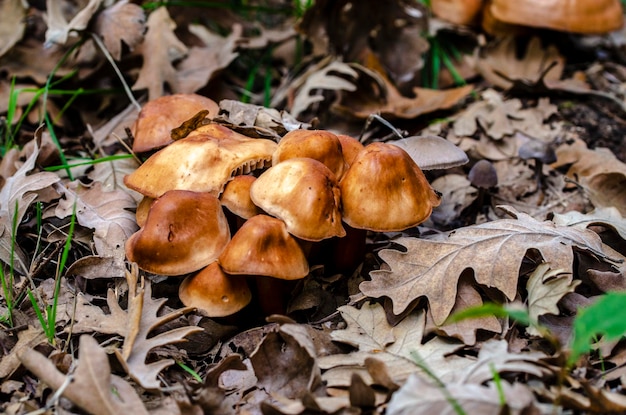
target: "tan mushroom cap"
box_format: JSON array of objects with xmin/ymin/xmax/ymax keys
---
[
  {"xmin": 489, "ymin": 0, "xmax": 624, "ymax": 34},
  {"xmin": 219, "ymin": 175, "xmax": 261, "ymax": 220},
  {"xmin": 219, "ymin": 214, "xmax": 309, "ymax": 280},
  {"xmin": 273, "ymin": 129, "xmax": 347, "ymax": 179},
  {"xmin": 179, "ymin": 262, "xmax": 252, "ymax": 317},
  {"xmin": 340, "ymin": 142, "xmax": 441, "ymax": 232},
  {"xmin": 131, "ymin": 93, "xmax": 219, "ymax": 153},
  {"xmin": 135, "ymin": 196, "xmax": 155, "ymax": 228},
  {"xmin": 337, "ymin": 134, "xmax": 365, "ymax": 167},
  {"xmin": 125, "ymin": 190, "xmax": 230, "ymax": 276},
  {"xmin": 250, "ymin": 158, "xmax": 346, "ymax": 241},
  {"xmin": 124, "ymin": 124, "xmax": 277, "ymax": 199},
  {"xmin": 431, "ymin": 0, "xmax": 483, "ymax": 25}
]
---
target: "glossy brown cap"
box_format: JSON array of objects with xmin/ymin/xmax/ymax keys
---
[
  {"xmin": 250, "ymin": 158, "xmax": 346, "ymax": 241},
  {"xmin": 273, "ymin": 129, "xmax": 347, "ymax": 179},
  {"xmin": 219, "ymin": 215, "xmax": 309, "ymax": 280},
  {"xmin": 489, "ymin": 0, "xmax": 624, "ymax": 34},
  {"xmin": 125, "ymin": 190, "xmax": 230, "ymax": 275},
  {"xmin": 178, "ymin": 262, "xmax": 252, "ymax": 317},
  {"xmin": 339, "ymin": 142, "xmax": 441, "ymax": 231},
  {"xmin": 124, "ymin": 125, "xmax": 277, "ymax": 198},
  {"xmin": 337, "ymin": 134, "xmax": 365, "ymax": 168},
  {"xmin": 219, "ymin": 175, "xmax": 262, "ymax": 220},
  {"xmin": 131, "ymin": 93, "xmax": 219, "ymax": 153},
  {"xmin": 431, "ymin": 0, "xmax": 484, "ymax": 25}
]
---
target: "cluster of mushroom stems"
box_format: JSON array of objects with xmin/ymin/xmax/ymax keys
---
[{"xmin": 123, "ymin": 97, "xmax": 441, "ymax": 318}]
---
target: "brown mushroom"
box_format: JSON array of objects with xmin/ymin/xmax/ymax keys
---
[
  {"xmin": 135, "ymin": 196, "xmax": 155, "ymax": 228},
  {"xmin": 131, "ymin": 93, "xmax": 219, "ymax": 153},
  {"xmin": 125, "ymin": 190, "xmax": 230, "ymax": 275},
  {"xmin": 219, "ymin": 214, "xmax": 309, "ymax": 315},
  {"xmin": 178, "ymin": 262, "xmax": 252, "ymax": 317},
  {"xmin": 340, "ymin": 142, "xmax": 441, "ymax": 232},
  {"xmin": 337, "ymin": 134, "xmax": 365, "ymax": 167},
  {"xmin": 124, "ymin": 125, "xmax": 277, "ymax": 199},
  {"xmin": 431, "ymin": 0, "xmax": 484, "ymax": 25},
  {"xmin": 488, "ymin": 0, "xmax": 623, "ymax": 34},
  {"xmin": 250, "ymin": 158, "xmax": 345, "ymax": 241},
  {"xmin": 273, "ymin": 129, "xmax": 347, "ymax": 179},
  {"xmin": 219, "ymin": 175, "xmax": 262, "ymax": 221}
]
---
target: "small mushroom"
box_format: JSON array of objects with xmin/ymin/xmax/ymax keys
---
[
  {"xmin": 220, "ymin": 175, "xmax": 262, "ymax": 230},
  {"xmin": 273, "ymin": 129, "xmax": 347, "ymax": 179},
  {"xmin": 337, "ymin": 134, "xmax": 365, "ymax": 167},
  {"xmin": 178, "ymin": 262, "xmax": 252, "ymax": 317},
  {"xmin": 467, "ymin": 159, "xmax": 498, "ymax": 214},
  {"xmin": 124, "ymin": 124, "xmax": 277, "ymax": 199},
  {"xmin": 340, "ymin": 142, "xmax": 441, "ymax": 232},
  {"xmin": 250, "ymin": 158, "xmax": 346, "ymax": 241},
  {"xmin": 125, "ymin": 190, "xmax": 230, "ymax": 276},
  {"xmin": 131, "ymin": 93, "xmax": 219, "ymax": 153},
  {"xmin": 219, "ymin": 214, "xmax": 309, "ymax": 315},
  {"xmin": 488, "ymin": 0, "xmax": 623, "ymax": 34},
  {"xmin": 518, "ymin": 139, "xmax": 556, "ymax": 193},
  {"xmin": 431, "ymin": 0, "xmax": 484, "ymax": 25}
]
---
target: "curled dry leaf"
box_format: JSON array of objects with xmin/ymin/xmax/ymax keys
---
[
  {"xmin": 361, "ymin": 207, "xmax": 621, "ymax": 325},
  {"xmin": 132, "ymin": 7, "xmax": 188, "ymax": 100},
  {"xmin": 94, "ymin": 0, "xmax": 146, "ymax": 60},
  {"xmin": 44, "ymin": 0, "xmax": 103, "ymax": 46},
  {"xmin": 19, "ymin": 335, "xmax": 149, "ymax": 415},
  {"xmin": 0, "ymin": 0, "xmax": 26, "ymax": 58}
]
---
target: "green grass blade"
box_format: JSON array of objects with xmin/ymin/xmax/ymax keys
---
[{"xmin": 43, "ymin": 154, "xmax": 135, "ymax": 172}]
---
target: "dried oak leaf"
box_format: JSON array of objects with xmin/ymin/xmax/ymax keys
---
[
  {"xmin": 0, "ymin": 0, "xmax": 26, "ymax": 58},
  {"xmin": 119, "ymin": 267, "xmax": 202, "ymax": 390},
  {"xmin": 19, "ymin": 335, "xmax": 149, "ymax": 415},
  {"xmin": 132, "ymin": 7, "xmax": 188, "ymax": 100},
  {"xmin": 526, "ymin": 263, "xmax": 580, "ymax": 336},
  {"xmin": 0, "ymin": 141, "xmax": 60, "ymax": 274},
  {"xmin": 553, "ymin": 138, "xmax": 626, "ymax": 216},
  {"xmin": 387, "ymin": 374, "xmax": 537, "ymax": 415},
  {"xmin": 333, "ymin": 63, "xmax": 473, "ymax": 120},
  {"xmin": 360, "ymin": 207, "xmax": 620, "ymax": 325},
  {"xmin": 54, "ymin": 180, "xmax": 138, "ymax": 272},
  {"xmin": 45, "ymin": 0, "xmax": 103, "ymax": 46},
  {"xmin": 94, "ymin": 0, "xmax": 146, "ymax": 60},
  {"xmin": 552, "ymin": 207, "xmax": 626, "ymax": 242},
  {"xmin": 70, "ymin": 289, "xmax": 129, "ymax": 335},
  {"xmin": 320, "ymin": 303, "xmax": 548, "ymax": 390},
  {"xmin": 0, "ymin": 326, "xmax": 47, "ymax": 380}
]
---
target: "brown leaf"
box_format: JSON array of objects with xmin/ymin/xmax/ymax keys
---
[
  {"xmin": 70, "ymin": 289, "xmax": 129, "ymax": 335},
  {"xmin": 526, "ymin": 263, "xmax": 579, "ymax": 336},
  {"xmin": 387, "ymin": 374, "xmax": 537, "ymax": 415},
  {"xmin": 473, "ymin": 36, "xmax": 564, "ymax": 90},
  {"xmin": 94, "ymin": 0, "xmax": 146, "ymax": 60},
  {"xmin": 120, "ymin": 266, "xmax": 202, "ymax": 390},
  {"xmin": 45, "ymin": 0, "xmax": 103, "ymax": 46},
  {"xmin": 0, "ymin": 326, "xmax": 47, "ymax": 380},
  {"xmin": 132, "ymin": 7, "xmax": 188, "ymax": 100},
  {"xmin": 0, "ymin": 0, "xmax": 26, "ymax": 58},
  {"xmin": 250, "ymin": 323, "xmax": 322, "ymax": 400},
  {"xmin": 19, "ymin": 335, "xmax": 149, "ymax": 415},
  {"xmin": 0, "ymin": 140, "xmax": 60, "ymax": 274},
  {"xmin": 361, "ymin": 207, "xmax": 620, "ymax": 325},
  {"xmin": 176, "ymin": 24, "xmax": 241, "ymax": 93}
]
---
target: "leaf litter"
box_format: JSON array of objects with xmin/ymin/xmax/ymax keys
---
[{"xmin": 2, "ymin": 1, "xmax": 626, "ymax": 414}]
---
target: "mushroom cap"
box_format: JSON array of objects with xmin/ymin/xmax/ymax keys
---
[
  {"xmin": 391, "ymin": 135, "xmax": 469, "ymax": 170},
  {"xmin": 219, "ymin": 214, "xmax": 309, "ymax": 280},
  {"xmin": 489, "ymin": 0, "xmax": 624, "ymax": 34},
  {"xmin": 131, "ymin": 93, "xmax": 219, "ymax": 153},
  {"xmin": 178, "ymin": 262, "xmax": 252, "ymax": 317},
  {"xmin": 124, "ymin": 124, "xmax": 277, "ymax": 198},
  {"xmin": 219, "ymin": 175, "xmax": 261, "ymax": 220},
  {"xmin": 468, "ymin": 159, "xmax": 498, "ymax": 188},
  {"xmin": 431, "ymin": 0, "xmax": 483, "ymax": 25},
  {"xmin": 273, "ymin": 129, "xmax": 347, "ymax": 179},
  {"xmin": 340, "ymin": 142, "xmax": 441, "ymax": 231},
  {"xmin": 337, "ymin": 134, "xmax": 365, "ymax": 167},
  {"xmin": 250, "ymin": 158, "xmax": 346, "ymax": 241},
  {"xmin": 135, "ymin": 196, "xmax": 155, "ymax": 228},
  {"xmin": 125, "ymin": 190, "xmax": 230, "ymax": 276},
  {"xmin": 518, "ymin": 140, "xmax": 557, "ymax": 164}
]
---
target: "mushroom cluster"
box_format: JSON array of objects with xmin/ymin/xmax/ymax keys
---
[{"xmin": 124, "ymin": 115, "xmax": 441, "ymax": 317}]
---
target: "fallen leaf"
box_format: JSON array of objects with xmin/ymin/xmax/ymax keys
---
[
  {"xmin": 473, "ymin": 36, "xmax": 564, "ymax": 90},
  {"xmin": 387, "ymin": 374, "xmax": 537, "ymax": 415},
  {"xmin": 45, "ymin": 0, "xmax": 104, "ymax": 46},
  {"xmin": 0, "ymin": 326, "xmax": 46, "ymax": 380},
  {"xmin": 176, "ymin": 23, "xmax": 242, "ymax": 93},
  {"xmin": 290, "ymin": 60, "xmax": 358, "ymax": 118},
  {"xmin": 526, "ymin": 263, "xmax": 580, "ymax": 336},
  {"xmin": 70, "ymin": 289, "xmax": 129, "ymax": 335},
  {"xmin": 19, "ymin": 335, "xmax": 149, "ymax": 415},
  {"xmin": 0, "ymin": 0, "xmax": 26, "ymax": 58},
  {"xmin": 54, "ymin": 180, "xmax": 138, "ymax": 268},
  {"xmin": 361, "ymin": 207, "xmax": 620, "ymax": 325},
  {"xmin": 132, "ymin": 7, "xmax": 188, "ymax": 100},
  {"xmin": 552, "ymin": 207, "xmax": 626, "ymax": 242},
  {"xmin": 94, "ymin": 0, "xmax": 146, "ymax": 60},
  {"xmin": 429, "ymin": 174, "xmax": 477, "ymax": 226},
  {"xmin": 0, "ymin": 141, "xmax": 60, "ymax": 274}
]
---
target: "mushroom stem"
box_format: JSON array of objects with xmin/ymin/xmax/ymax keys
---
[
  {"xmin": 326, "ymin": 224, "xmax": 368, "ymax": 275},
  {"xmin": 253, "ymin": 276, "xmax": 296, "ymax": 316}
]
